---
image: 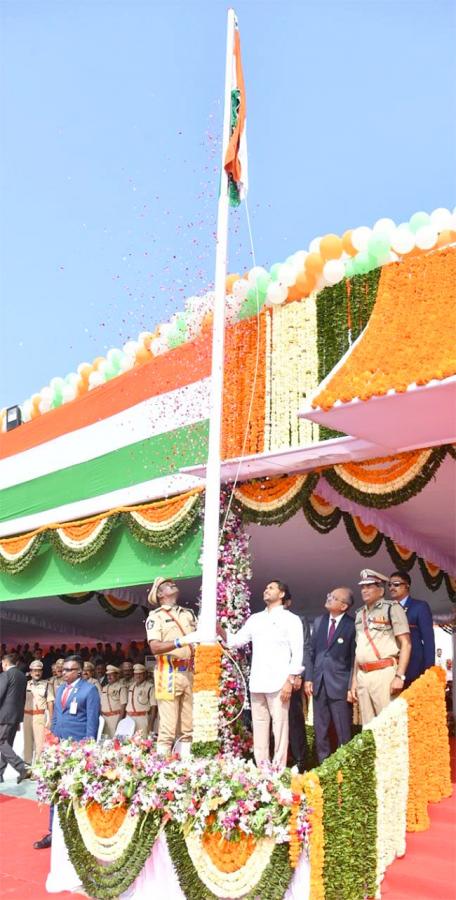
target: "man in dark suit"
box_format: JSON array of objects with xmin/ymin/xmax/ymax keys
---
[
  {"xmin": 284, "ymin": 597, "xmax": 311, "ymax": 772},
  {"xmin": 34, "ymin": 654, "xmax": 101, "ymax": 849},
  {"xmin": 305, "ymin": 587, "xmax": 356, "ymax": 763},
  {"xmin": 388, "ymin": 571, "xmax": 435, "ymax": 686},
  {"xmin": 0, "ymin": 652, "xmax": 32, "ymax": 783}
]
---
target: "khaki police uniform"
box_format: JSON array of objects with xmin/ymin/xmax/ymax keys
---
[
  {"xmin": 126, "ymin": 673, "xmax": 157, "ymax": 737},
  {"xmin": 355, "ymin": 599, "xmax": 409, "ymax": 724},
  {"xmin": 100, "ymin": 669, "xmax": 128, "ymax": 738},
  {"xmin": 24, "ymin": 675, "xmax": 54, "ymax": 764},
  {"xmin": 146, "ymin": 603, "xmax": 196, "ymax": 754}
]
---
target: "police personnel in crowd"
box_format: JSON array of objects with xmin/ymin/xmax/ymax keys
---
[
  {"xmin": 125, "ymin": 664, "xmax": 157, "ymax": 737},
  {"xmin": 82, "ymin": 661, "xmax": 102, "ymax": 696},
  {"xmin": 49, "ymin": 658, "xmax": 65, "ymax": 694},
  {"xmin": 100, "ymin": 666, "xmax": 127, "ymax": 737},
  {"xmin": 23, "ymin": 660, "xmax": 54, "ymax": 766},
  {"xmin": 388, "ymin": 571, "xmax": 435, "ymax": 686},
  {"xmin": 119, "ymin": 660, "xmax": 134, "ymax": 689},
  {"xmin": 146, "ymin": 577, "xmax": 197, "ymax": 756},
  {"xmin": 351, "ymin": 569, "xmax": 411, "ymax": 724}
]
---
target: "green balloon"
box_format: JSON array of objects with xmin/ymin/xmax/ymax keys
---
[
  {"xmin": 104, "ymin": 364, "xmax": 117, "ymax": 380},
  {"xmin": 269, "ymin": 263, "xmax": 281, "ymax": 282},
  {"xmin": 174, "ymin": 314, "xmax": 188, "ymax": 336},
  {"xmin": 238, "ymin": 294, "xmax": 264, "ymax": 320},
  {"xmin": 353, "ymin": 252, "xmax": 370, "ymax": 275},
  {"xmin": 367, "ymin": 236, "xmax": 390, "ymax": 259},
  {"xmin": 344, "ymin": 259, "xmax": 355, "ymax": 278},
  {"xmin": 256, "ymin": 273, "xmax": 271, "ymax": 298},
  {"xmin": 409, "ymin": 211, "xmax": 430, "ymax": 234}
]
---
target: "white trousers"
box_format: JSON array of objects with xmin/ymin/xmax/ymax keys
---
[{"xmin": 250, "ymin": 689, "xmax": 290, "ymax": 768}]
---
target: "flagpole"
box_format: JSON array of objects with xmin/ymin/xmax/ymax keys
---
[{"xmin": 198, "ymin": 8, "xmax": 236, "ymax": 641}]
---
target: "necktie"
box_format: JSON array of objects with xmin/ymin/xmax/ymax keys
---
[
  {"xmin": 327, "ymin": 618, "xmax": 336, "ymax": 647},
  {"xmin": 61, "ymin": 686, "xmax": 71, "ymax": 709}
]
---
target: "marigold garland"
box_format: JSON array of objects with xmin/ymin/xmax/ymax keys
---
[
  {"xmin": 193, "ymin": 643, "xmax": 223, "ymax": 695},
  {"xmin": 302, "ymin": 770, "xmax": 325, "ymax": 900},
  {"xmin": 221, "ymin": 314, "xmax": 267, "ymax": 460},
  {"xmin": 85, "ymin": 801, "xmax": 128, "ymax": 838},
  {"xmin": 314, "ymin": 246, "xmax": 456, "ymax": 409}
]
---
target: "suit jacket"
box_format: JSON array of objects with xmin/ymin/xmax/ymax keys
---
[
  {"xmin": 0, "ymin": 666, "xmax": 27, "ymax": 725},
  {"xmin": 401, "ymin": 597, "xmax": 435, "ymax": 682},
  {"xmin": 52, "ymin": 679, "xmax": 101, "ymax": 741},
  {"xmin": 307, "ymin": 613, "xmax": 356, "ymax": 700}
]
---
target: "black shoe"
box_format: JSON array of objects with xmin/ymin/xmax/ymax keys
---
[
  {"xmin": 17, "ymin": 767, "xmax": 32, "ymax": 784},
  {"xmin": 33, "ymin": 833, "xmax": 52, "ymax": 849}
]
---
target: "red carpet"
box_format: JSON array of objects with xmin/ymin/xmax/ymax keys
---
[
  {"xmin": 381, "ymin": 738, "xmax": 456, "ymax": 900},
  {"xmin": 0, "ymin": 797, "xmax": 85, "ymax": 899}
]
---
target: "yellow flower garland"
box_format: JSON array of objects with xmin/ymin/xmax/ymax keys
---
[
  {"xmin": 302, "ymin": 770, "xmax": 325, "ymax": 900},
  {"xmin": 73, "ymin": 801, "xmax": 138, "ymax": 862},
  {"xmin": 184, "ymin": 830, "xmax": 276, "ymax": 898}
]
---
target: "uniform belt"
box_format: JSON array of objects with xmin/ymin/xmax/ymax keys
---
[
  {"xmin": 170, "ymin": 659, "xmax": 192, "ymax": 671},
  {"xmin": 128, "ymin": 710, "xmax": 148, "ymax": 716},
  {"xmin": 359, "ymin": 658, "xmax": 397, "ymax": 673},
  {"xmin": 102, "ymin": 710, "xmax": 122, "ymax": 716},
  {"xmin": 24, "ymin": 709, "xmax": 46, "ymax": 715}
]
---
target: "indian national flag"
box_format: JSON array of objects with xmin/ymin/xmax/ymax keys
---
[{"xmin": 224, "ymin": 24, "xmax": 248, "ymax": 206}]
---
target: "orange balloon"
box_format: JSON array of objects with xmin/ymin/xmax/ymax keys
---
[
  {"xmin": 305, "ymin": 253, "xmax": 324, "ymax": 277},
  {"xmin": 78, "ymin": 362, "xmax": 92, "ymax": 384},
  {"xmin": 92, "ymin": 356, "xmax": 104, "ymax": 370},
  {"xmin": 135, "ymin": 345, "xmax": 150, "ymax": 365},
  {"xmin": 226, "ymin": 273, "xmax": 240, "ymax": 294},
  {"xmin": 75, "ymin": 378, "xmax": 86, "ymax": 396},
  {"xmin": 30, "ymin": 394, "xmax": 42, "ymax": 419},
  {"xmin": 139, "ymin": 331, "xmax": 154, "ymax": 350},
  {"xmin": 295, "ymin": 270, "xmax": 316, "ymax": 296},
  {"xmin": 436, "ymin": 229, "xmax": 452, "ymax": 247},
  {"xmin": 342, "ymin": 229, "xmax": 357, "ymax": 256},
  {"xmin": 286, "ymin": 283, "xmax": 302, "ymax": 302},
  {"xmin": 320, "ymin": 234, "xmax": 343, "ymax": 260}
]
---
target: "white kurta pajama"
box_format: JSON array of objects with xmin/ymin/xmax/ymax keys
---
[{"xmin": 227, "ymin": 606, "xmax": 303, "ymax": 768}]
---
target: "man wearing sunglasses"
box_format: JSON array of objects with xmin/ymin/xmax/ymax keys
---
[
  {"xmin": 388, "ymin": 572, "xmax": 435, "ymax": 686},
  {"xmin": 33, "ymin": 655, "xmax": 100, "ymax": 849}
]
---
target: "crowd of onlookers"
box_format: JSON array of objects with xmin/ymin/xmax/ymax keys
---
[{"xmin": 0, "ymin": 640, "xmax": 149, "ymax": 680}]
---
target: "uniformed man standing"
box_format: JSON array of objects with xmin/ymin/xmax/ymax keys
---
[
  {"xmin": 351, "ymin": 569, "xmax": 411, "ymax": 725},
  {"xmin": 119, "ymin": 661, "xmax": 134, "ymax": 690},
  {"xmin": 100, "ymin": 665, "xmax": 127, "ymax": 737},
  {"xmin": 23, "ymin": 661, "xmax": 54, "ymax": 766},
  {"xmin": 146, "ymin": 577, "xmax": 197, "ymax": 755},
  {"xmin": 82, "ymin": 661, "xmax": 102, "ymax": 696},
  {"xmin": 48, "ymin": 659, "xmax": 65, "ymax": 694},
  {"xmin": 125, "ymin": 664, "xmax": 157, "ymax": 737}
]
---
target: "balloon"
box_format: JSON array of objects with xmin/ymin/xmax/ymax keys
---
[
  {"xmin": 232, "ymin": 278, "xmax": 249, "ymax": 301},
  {"xmin": 248, "ymin": 265, "xmax": 267, "ymax": 285},
  {"xmin": 123, "ymin": 340, "xmax": 139, "ymax": 356},
  {"xmin": 308, "ymin": 236, "xmax": 321, "ymax": 254},
  {"xmin": 436, "ymin": 229, "xmax": 453, "ymax": 247},
  {"xmin": 322, "ymin": 258, "xmax": 345, "ymax": 286},
  {"xmin": 372, "ymin": 217, "xmax": 396, "ymax": 238},
  {"xmin": 277, "ymin": 264, "xmax": 295, "ymax": 287},
  {"xmin": 295, "ymin": 270, "xmax": 315, "ymax": 296},
  {"xmin": 92, "ymin": 356, "xmax": 104, "ymax": 370},
  {"xmin": 351, "ymin": 226, "xmax": 372, "ymax": 252},
  {"xmin": 65, "ymin": 372, "xmax": 79, "ymax": 388},
  {"xmin": 342, "ymin": 229, "xmax": 357, "ymax": 256},
  {"xmin": 40, "ymin": 386, "xmax": 53, "ymax": 403},
  {"xmin": 305, "ymin": 253, "xmax": 324, "ymax": 277},
  {"xmin": 21, "ymin": 399, "xmax": 33, "ymax": 422},
  {"xmin": 138, "ymin": 331, "xmax": 154, "ymax": 348},
  {"xmin": 226, "ymin": 273, "xmax": 240, "ymax": 294},
  {"xmin": 265, "ymin": 282, "xmax": 288, "ymax": 305},
  {"xmin": 238, "ymin": 296, "xmax": 260, "ymax": 320},
  {"xmin": 352, "ymin": 252, "xmax": 372, "ymax": 275},
  {"xmin": 107, "ymin": 348, "xmax": 123, "ymax": 370},
  {"xmin": 409, "ymin": 211, "xmax": 430, "ymax": 234},
  {"xmin": 367, "ymin": 235, "xmax": 391, "ymax": 264},
  {"xmin": 88, "ymin": 371, "xmax": 104, "ymax": 389},
  {"xmin": 77, "ymin": 363, "xmax": 92, "ymax": 384},
  {"xmin": 430, "ymin": 208, "xmax": 453, "ymax": 232},
  {"xmin": 39, "ymin": 397, "xmax": 52, "ymax": 414},
  {"xmin": 320, "ymin": 234, "xmax": 343, "ymax": 260},
  {"xmin": 344, "ymin": 259, "xmax": 355, "ymax": 278},
  {"xmin": 134, "ymin": 344, "xmax": 151, "ymax": 364},
  {"xmin": 30, "ymin": 394, "xmax": 42, "ymax": 418},
  {"xmin": 50, "ymin": 377, "xmax": 64, "ymax": 408},
  {"xmin": 290, "ymin": 250, "xmax": 308, "ymax": 270},
  {"xmin": 62, "ymin": 384, "xmax": 76, "ymax": 403},
  {"xmin": 390, "ymin": 225, "xmax": 415, "ymax": 255},
  {"xmin": 414, "ymin": 225, "xmax": 438, "ymax": 250},
  {"xmin": 256, "ymin": 273, "xmax": 272, "ymax": 297},
  {"xmin": 269, "ymin": 262, "xmax": 282, "ymax": 282}
]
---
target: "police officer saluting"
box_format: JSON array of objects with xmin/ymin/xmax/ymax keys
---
[
  {"xmin": 146, "ymin": 577, "xmax": 197, "ymax": 755},
  {"xmin": 351, "ymin": 569, "xmax": 411, "ymax": 725},
  {"xmin": 24, "ymin": 661, "xmax": 54, "ymax": 766}
]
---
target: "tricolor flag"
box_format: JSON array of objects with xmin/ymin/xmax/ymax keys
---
[{"xmin": 224, "ymin": 24, "xmax": 248, "ymax": 206}]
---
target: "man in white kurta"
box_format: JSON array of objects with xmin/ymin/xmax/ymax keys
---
[{"xmin": 226, "ymin": 581, "xmax": 303, "ymax": 768}]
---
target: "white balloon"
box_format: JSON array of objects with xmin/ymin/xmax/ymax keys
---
[
  {"xmin": 97, "ymin": 360, "xmax": 109, "ymax": 375},
  {"xmin": 137, "ymin": 331, "xmax": 152, "ymax": 345},
  {"xmin": 351, "ymin": 226, "xmax": 372, "ymax": 252},
  {"xmin": 65, "ymin": 372, "xmax": 79, "ymax": 388},
  {"xmin": 232, "ymin": 278, "xmax": 249, "ymax": 301},
  {"xmin": 225, "ymin": 294, "xmax": 243, "ymax": 324},
  {"xmin": 390, "ymin": 225, "xmax": 415, "ymax": 255},
  {"xmin": 123, "ymin": 340, "xmax": 139, "ymax": 356},
  {"xmin": 77, "ymin": 362, "xmax": 91, "ymax": 376},
  {"xmin": 415, "ymin": 225, "xmax": 438, "ymax": 250},
  {"xmin": 39, "ymin": 397, "xmax": 52, "ymax": 413},
  {"xmin": 88, "ymin": 371, "xmax": 104, "ymax": 389},
  {"xmin": 150, "ymin": 338, "xmax": 168, "ymax": 357},
  {"xmin": 309, "ymin": 236, "xmax": 321, "ymax": 254},
  {"xmin": 50, "ymin": 376, "xmax": 65, "ymax": 391},
  {"xmin": 291, "ymin": 250, "xmax": 308, "ymax": 270},
  {"xmin": 430, "ymin": 207, "xmax": 452, "ymax": 232},
  {"xmin": 323, "ymin": 259, "xmax": 345, "ymax": 286},
  {"xmin": 41, "ymin": 386, "xmax": 53, "ymax": 403},
  {"xmin": 450, "ymin": 212, "xmax": 456, "ymax": 232},
  {"xmin": 248, "ymin": 266, "xmax": 267, "ymax": 285},
  {"xmin": 278, "ymin": 263, "xmax": 296, "ymax": 287},
  {"xmin": 62, "ymin": 384, "xmax": 76, "ymax": 403},
  {"xmin": 372, "ymin": 218, "xmax": 396, "ymax": 238},
  {"xmin": 21, "ymin": 399, "xmax": 33, "ymax": 422},
  {"xmin": 314, "ymin": 274, "xmax": 327, "ymax": 293},
  {"xmin": 265, "ymin": 282, "xmax": 288, "ymax": 306}
]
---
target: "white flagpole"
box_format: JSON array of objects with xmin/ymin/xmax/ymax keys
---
[{"xmin": 198, "ymin": 8, "xmax": 236, "ymax": 641}]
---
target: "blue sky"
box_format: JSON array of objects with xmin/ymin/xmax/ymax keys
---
[{"xmin": 1, "ymin": 0, "xmax": 455, "ymax": 408}]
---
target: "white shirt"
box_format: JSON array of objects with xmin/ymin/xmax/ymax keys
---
[
  {"xmin": 327, "ymin": 613, "xmax": 345, "ymax": 636},
  {"xmin": 227, "ymin": 606, "xmax": 304, "ymax": 693}
]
